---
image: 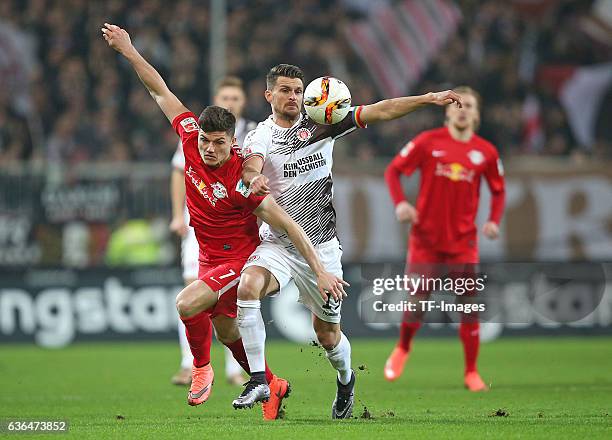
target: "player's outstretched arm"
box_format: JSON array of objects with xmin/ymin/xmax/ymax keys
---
[
  {"xmin": 101, "ymin": 23, "xmax": 188, "ymax": 123},
  {"xmin": 253, "ymin": 196, "xmax": 349, "ymax": 302},
  {"xmin": 359, "ymin": 90, "xmax": 464, "ymax": 125}
]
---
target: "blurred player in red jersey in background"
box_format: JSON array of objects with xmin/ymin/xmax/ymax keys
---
[
  {"xmin": 102, "ymin": 23, "xmax": 346, "ymax": 419},
  {"xmin": 383, "ymin": 86, "xmax": 505, "ymax": 391},
  {"xmin": 169, "ymin": 77, "xmax": 256, "ymax": 387}
]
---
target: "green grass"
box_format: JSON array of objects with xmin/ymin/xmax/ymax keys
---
[{"xmin": 1, "ymin": 337, "xmax": 611, "ymax": 439}]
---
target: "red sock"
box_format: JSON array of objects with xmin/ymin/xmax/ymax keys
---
[
  {"xmin": 180, "ymin": 311, "xmax": 212, "ymax": 367},
  {"xmin": 398, "ymin": 321, "xmax": 421, "ymax": 351},
  {"xmin": 225, "ymin": 338, "xmax": 274, "ymax": 383},
  {"xmin": 459, "ymin": 322, "xmax": 480, "ymax": 374}
]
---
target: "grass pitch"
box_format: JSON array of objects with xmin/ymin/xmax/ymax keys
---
[{"xmin": 1, "ymin": 337, "xmax": 611, "ymax": 439}]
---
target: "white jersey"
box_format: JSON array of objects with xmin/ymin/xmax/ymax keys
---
[
  {"xmin": 243, "ymin": 107, "xmax": 366, "ymax": 247},
  {"xmin": 171, "ymin": 117, "xmax": 257, "ymax": 222}
]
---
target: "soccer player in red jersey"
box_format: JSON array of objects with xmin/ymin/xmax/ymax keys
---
[
  {"xmin": 102, "ymin": 23, "xmax": 347, "ymax": 419},
  {"xmin": 169, "ymin": 77, "xmax": 256, "ymax": 387},
  {"xmin": 383, "ymin": 86, "xmax": 505, "ymax": 391}
]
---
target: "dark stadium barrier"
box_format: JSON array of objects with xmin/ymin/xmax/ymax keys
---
[{"xmin": 1, "ymin": 263, "xmax": 610, "ymax": 347}]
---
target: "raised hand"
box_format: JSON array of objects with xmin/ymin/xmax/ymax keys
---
[{"xmin": 101, "ymin": 23, "xmax": 133, "ymax": 55}]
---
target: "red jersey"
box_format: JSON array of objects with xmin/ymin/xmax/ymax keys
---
[
  {"xmin": 385, "ymin": 127, "xmax": 505, "ymax": 254},
  {"xmin": 172, "ymin": 112, "xmax": 264, "ymax": 264}
]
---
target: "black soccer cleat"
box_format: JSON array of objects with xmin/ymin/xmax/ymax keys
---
[{"xmin": 331, "ymin": 370, "xmax": 355, "ymax": 419}]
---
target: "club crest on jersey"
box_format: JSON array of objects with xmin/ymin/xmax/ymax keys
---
[
  {"xmin": 297, "ymin": 127, "xmax": 312, "ymax": 141},
  {"xmin": 211, "ymin": 182, "xmax": 228, "ymax": 199},
  {"xmin": 468, "ymin": 150, "xmax": 484, "ymax": 165},
  {"xmin": 180, "ymin": 117, "xmax": 199, "ymax": 132}
]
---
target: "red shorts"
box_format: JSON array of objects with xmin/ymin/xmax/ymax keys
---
[
  {"xmin": 408, "ymin": 242, "xmax": 479, "ymax": 265},
  {"xmin": 407, "ymin": 243, "xmax": 479, "ymax": 296},
  {"xmin": 198, "ymin": 259, "xmax": 245, "ymax": 319}
]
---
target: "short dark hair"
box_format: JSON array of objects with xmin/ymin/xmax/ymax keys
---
[
  {"xmin": 215, "ymin": 76, "xmax": 244, "ymax": 94},
  {"xmin": 198, "ymin": 105, "xmax": 236, "ymax": 136},
  {"xmin": 266, "ymin": 64, "xmax": 304, "ymax": 89}
]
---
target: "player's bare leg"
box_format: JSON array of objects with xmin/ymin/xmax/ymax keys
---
[
  {"xmin": 176, "ymin": 281, "xmax": 219, "ymax": 405},
  {"xmin": 233, "ymin": 266, "xmax": 280, "ymax": 409},
  {"xmin": 313, "ymin": 317, "xmax": 355, "ymax": 419},
  {"xmin": 172, "ymin": 277, "xmax": 197, "ymax": 386}
]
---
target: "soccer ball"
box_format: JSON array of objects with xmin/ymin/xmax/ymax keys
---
[{"xmin": 304, "ymin": 76, "xmax": 352, "ymax": 125}]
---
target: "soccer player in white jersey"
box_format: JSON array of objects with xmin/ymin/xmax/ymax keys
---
[
  {"xmin": 233, "ymin": 64, "xmax": 463, "ymax": 417},
  {"xmin": 169, "ymin": 77, "xmax": 257, "ymax": 386}
]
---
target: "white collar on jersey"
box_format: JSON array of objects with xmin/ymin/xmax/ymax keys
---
[{"xmin": 268, "ymin": 112, "xmax": 304, "ymax": 130}]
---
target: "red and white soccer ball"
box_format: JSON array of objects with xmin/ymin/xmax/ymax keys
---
[{"xmin": 304, "ymin": 76, "xmax": 352, "ymax": 125}]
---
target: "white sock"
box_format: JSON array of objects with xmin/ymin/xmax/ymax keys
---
[
  {"xmin": 178, "ymin": 319, "xmax": 193, "ymax": 369},
  {"xmin": 224, "ymin": 346, "xmax": 243, "ymax": 377},
  {"xmin": 237, "ymin": 299, "xmax": 266, "ymax": 373},
  {"xmin": 325, "ymin": 332, "xmax": 352, "ymax": 385}
]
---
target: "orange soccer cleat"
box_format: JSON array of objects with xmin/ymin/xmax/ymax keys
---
[
  {"xmin": 384, "ymin": 346, "xmax": 409, "ymax": 381},
  {"xmin": 187, "ymin": 364, "xmax": 214, "ymax": 405},
  {"xmin": 464, "ymin": 371, "xmax": 489, "ymax": 392},
  {"xmin": 262, "ymin": 375, "xmax": 291, "ymax": 420}
]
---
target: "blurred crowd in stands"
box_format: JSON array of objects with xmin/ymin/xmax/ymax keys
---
[{"xmin": 0, "ymin": 0, "xmax": 610, "ymax": 166}]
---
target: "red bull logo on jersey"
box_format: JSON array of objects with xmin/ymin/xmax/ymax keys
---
[
  {"xmin": 435, "ymin": 162, "xmax": 474, "ymax": 182},
  {"xmin": 186, "ymin": 166, "xmax": 219, "ymax": 207}
]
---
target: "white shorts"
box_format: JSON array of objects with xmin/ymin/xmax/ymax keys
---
[
  {"xmin": 181, "ymin": 226, "xmax": 199, "ymax": 281},
  {"xmin": 243, "ymin": 237, "xmax": 343, "ymax": 323}
]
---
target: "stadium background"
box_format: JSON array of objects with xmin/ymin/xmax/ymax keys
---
[{"xmin": 0, "ymin": 1, "xmax": 611, "ymax": 438}]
